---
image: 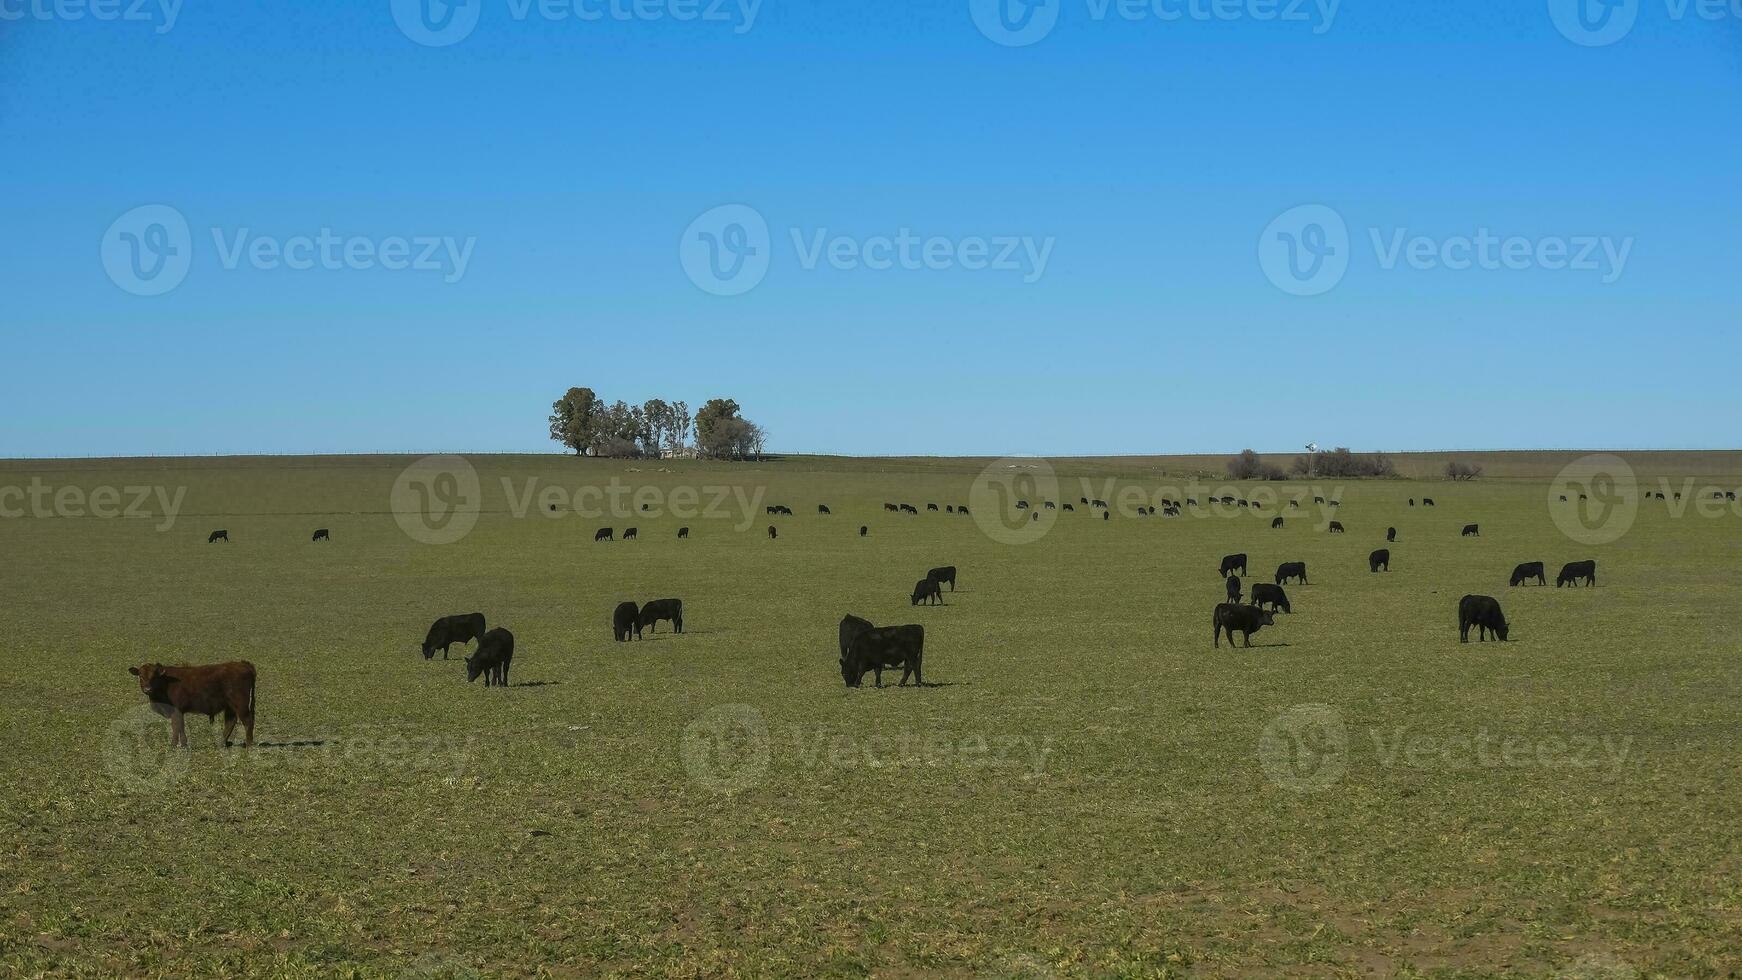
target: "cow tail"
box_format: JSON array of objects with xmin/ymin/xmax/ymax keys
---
[{"xmin": 249, "ymin": 672, "xmax": 257, "ymax": 720}]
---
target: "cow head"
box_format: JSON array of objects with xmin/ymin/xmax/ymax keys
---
[
  {"xmin": 128, "ymin": 664, "xmax": 172, "ymax": 699},
  {"xmin": 840, "ymin": 657, "xmax": 862, "ymax": 688},
  {"xmin": 1495, "ymin": 620, "xmax": 1510, "ymax": 641},
  {"xmin": 464, "ymin": 653, "xmax": 486, "ymax": 683},
  {"xmin": 1257, "ymin": 609, "xmax": 1276, "ymax": 627}
]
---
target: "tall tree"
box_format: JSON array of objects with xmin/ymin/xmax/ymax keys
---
[
  {"xmin": 549, "ymin": 387, "xmax": 601, "ymax": 456},
  {"xmin": 670, "ymin": 400, "xmax": 691, "ymax": 451},
  {"xmin": 694, "ymin": 398, "xmax": 742, "ymax": 458},
  {"xmin": 642, "ymin": 399, "xmax": 671, "ymax": 453}
]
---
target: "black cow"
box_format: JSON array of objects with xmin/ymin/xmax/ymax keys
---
[
  {"xmin": 612, "ymin": 601, "xmax": 639, "ymax": 642},
  {"xmin": 859, "ymin": 526, "xmax": 868, "ymax": 537},
  {"xmin": 1408, "ymin": 499, "xmax": 1415, "ymax": 507},
  {"xmin": 1458, "ymin": 595, "xmax": 1508, "ymax": 643},
  {"xmin": 1275, "ymin": 561, "xmax": 1308, "ymax": 585},
  {"xmin": 1137, "ymin": 507, "xmax": 1148, "ymax": 516},
  {"xmin": 911, "ymin": 578, "xmax": 943, "ymax": 606},
  {"xmin": 1290, "ymin": 500, "xmax": 1299, "ymax": 508},
  {"xmin": 766, "ymin": 505, "xmax": 778, "ymax": 515},
  {"xmin": 623, "ymin": 527, "xmax": 638, "ymax": 541},
  {"xmin": 1225, "ymin": 575, "xmax": 1242, "ymax": 604},
  {"xmin": 1313, "ymin": 496, "xmax": 1324, "ymax": 504},
  {"xmin": 1328, "ymin": 521, "xmax": 1345, "ymax": 533},
  {"xmin": 1557, "ymin": 560, "xmax": 1597, "ymax": 588},
  {"xmin": 768, "ymin": 525, "xmax": 778, "ymax": 539},
  {"xmin": 884, "ymin": 503, "xmax": 898, "ymax": 512},
  {"xmin": 1093, "ymin": 499, "xmax": 1109, "ymax": 509},
  {"xmin": 1220, "ymin": 496, "xmax": 1234, "ymax": 505},
  {"xmin": 1102, "ymin": 511, "xmax": 1109, "ymax": 521},
  {"xmin": 1462, "ymin": 524, "xmax": 1480, "ymax": 537},
  {"xmin": 1213, "ymin": 603, "xmax": 1276, "ymax": 648},
  {"xmin": 1238, "ymin": 500, "xmax": 1249, "ymax": 508},
  {"xmin": 594, "ymin": 528, "xmax": 613, "ymax": 542},
  {"xmin": 1219, "ymin": 554, "xmax": 1247, "ymax": 578},
  {"xmin": 678, "ymin": 527, "xmax": 689, "ymax": 539},
  {"xmin": 1080, "ymin": 497, "xmax": 1089, "ymax": 504},
  {"xmin": 841, "ymin": 625, "xmax": 924, "ymax": 688},
  {"xmin": 637, "ymin": 598, "xmax": 684, "ymax": 635},
  {"xmin": 927, "ymin": 503, "xmax": 940, "ymax": 511},
  {"xmin": 207, "ymin": 530, "xmax": 228, "ymax": 544},
  {"xmin": 900, "ymin": 504, "xmax": 918, "ymax": 514},
  {"xmin": 1729, "ymin": 492, "xmax": 1737, "ymax": 501},
  {"xmin": 926, "ymin": 566, "xmax": 957, "ymax": 591},
  {"xmin": 465, "ymin": 628, "xmax": 514, "ymax": 687},
  {"xmin": 1044, "ymin": 501, "xmax": 1056, "ymax": 510},
  {"xmin": 1387, "ymin": 527, "xmax": 1396, "ymax": 542},
  {"xmin": 1251, "ymin": 583, "xmax": 1291, "ymax": 614},
  {"xmin": 1330, "ymin": 500, "xmax": 1340, "ymax": 508},
  {"xmin": 1423, "ymin": 498, "xmax": 1436, "ymax": 507},
  {"xmin": 839, "ymin": 614, "xmax": 874, "ymax": 663},
  {"xmin": 1187, "ymin": 498, "xmax": 1197, "ymax": 506},
  {"xmin": 1369, "ymin": 549, "xmax": 1390, "ymax": 573},
  {"xmin": 1510, "ymin": 561, "xmax": 1546, "ymax": 587},
  {"xmin": 311, "ymin": 528, "xmax": 330, "ymax": 542},
  {"xmin": 958, "ymin": 506, "xmax": 969, "ymax": 515},
  {"xmin": 1016, "ymin": 501, "xmax": 1029, "ymax": 510},
  {"xmin": 1271, "ymin": 517, "xmax": 1284, "ymax": 529},
  {"xmin": 422, "ymin": 613, "xmax": 487, "ymax": 660}
]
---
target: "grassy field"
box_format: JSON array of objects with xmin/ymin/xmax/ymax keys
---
[{"xmin": 2, "ymin": 451, "xmax": 1740, "ymax": 978}]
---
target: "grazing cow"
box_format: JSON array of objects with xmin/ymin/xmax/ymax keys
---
[
  {"xmin": 207, "ymin": 530, "xmax": 228, "ymax": 544},
  {"xmin": 768, "ymin": 525, "xmax": 778, "ymax": 540},
  {"xmin": 1213, "ymin": 603, "xmax": 1276, "ymax": 649},
  {"xmin": 767, "ymin": 506, "xmax": 778, "ymax": 515},
  {"xmin": 612, "ymin": 601, "xmax": 640, "ymax": 642},
  {"xmin": 623, "ymin": 527, "xmax": 638, "ymax": 541},
  {"xmin": 911, "ymin": 578, "xmax": 943, "ymax": 606},
  {"xmin": 1102, "ymin": 511, "xmax": 1109, "ymax": 521},
  {"xmin": 1561, "ymin": 495, "xmax": 1569, "ymax": 502},
  {"xmin": 1137, "ymin": 507, "xmax": 1148, "ymax": 516},
  {"xmin": 637, "ymin": 598, "xmax": 685, "ymax": 636},
  {"xmin": 1729, "ymin": 492, "xmax": 1737, "ymax": 501},
  {"xmin": 958, "ymin": 506, "xmax": 969, "ymax": 515},
  {"xmin": 1369, "ymin": 549, "xmax": 1390, "ymax": 573},
  {"xmin": 595, "ymin": 528, "xmax": 613, "ymax": 542},
  {"xmin": 1313, "ymin": 496, "xmax": 1324, "ymax": 504},
  {"xmin": 1081, "ymin": 497, "xmax": 1089, "ymax": 504},
  {"xmin": 1409, "ymin": 499, "xmax": 1415, "ymax": 507},
  {"xmin": 1271, "ymin": 517, "xmax": 1284, "ymax": 529},
  {"xmin": 1063, "ymin": 503, "xmax": 1074, "ymax": 512},
  {"xmin": 1016, "ymin": 501, "xmax": 1029, "ymax": 510},
  {"xmin": 1044, "ymin": 501, "xmax": 1056, "ymax": 510},
  {"xmin": 423, "ymin": 613, "xmax": 487, "ymax": 660},
  {"xmin": 1387, "ymin": 527, "xmax": 1397, "ymax": 542},
  {"xmin": 926, "ymin": 566, "xmax": 957, "ymax": 591},
  {"xmin": 311, "ymin": 528, "xmax": 330, "ymax": 542},
  {"xmin": 1458, "ymin": 595, "xmax": 1509, "ymax": 643},
  {"xmin": 1093, "ymin": 499, "xmax": 1109, "ymax": 509},
  {"xmin": 1423, "ymin": 498, "xmax": 1436, "ymax": 507},
  {"xmin": 1462, "ymin": 524, "xmax": 1480, "ymax": 537},
  {"xmin": 928, "ymin": 503, "xmax": 940, "ymax": 511},
  {"xmin": 465, "ymin": 628, "xmax": 514, "ymax": 686},
  {"xmin": 678, "ymin": 527, "xmax": 689, "ymax": 539},
  {"xmin": 1225, "ymin": 575, "xmax": 1242, "ymax": 604},
  {"xmin": 884, "ymin": 503, "xmax": 898, "ymax": 512},
  {"xmin": 1219, "ymin": 554, "xmax": 1247, "ymax": 578},
  {"xmin": 128, "ymin": 661, "xmax": 257, "ymax": 748},
  {"xmin": 1251, "ymin": 583, "xmax": 1291, "ymax": 614},
  {"xmin": 1275, "ymin": 561, "xmax": 1309, "ymax": 585},
  {"xmin": 859, "ymin": 526, "xmax": 868, "ymax": 537},
  {"xmin": 839, "ymin": 614, "xmax": 874, "ymax": 663},
  {"xmin": 1328, "ymin": 521, "xmax": 1345, "ymax": 533},
  {"xmin": 900, "ymin": 504, "xmax": 918, "ymax": 514},
  {"xmin": 946, "ymin": 505, "xmax": 954, "ymax": 513},
  {"xmin": 1510, "ymin": 562, "xmax": 1546, "ymax": 587},
  {"xmin": 1187, "ymin": 498, "xmax": 1198, "ymax": 506},
  {"xmin": 1330, "ymin": 500, "xmax": 1341, "ymax": 508},
  {"xmin": 1290, "ymin": 500, "xmax": 1299, "ymax": 509},
  {"xmin": 1557, "ymin": 560, "xmax": 1597, "ymax": 588},
  {"xmin": 1238, "ymin": 500, "xmax": 1249, "ymax": 508},
  {"xmin": 841, "ymin": 624, "xmax": 924, "ymax": 688},
  {"xmin": 1220, "ymin": 496, "xmax": 1234, "ymax": 505}
]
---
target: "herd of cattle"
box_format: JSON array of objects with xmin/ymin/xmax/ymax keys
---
[{"xmin": 126, "ymin": 487, "xmax": 1632, "ymax": 746}]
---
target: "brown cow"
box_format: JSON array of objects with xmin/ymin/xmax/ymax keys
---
[{"xmin": 128, "ymin": 661, "xmax": 257, "ymax": 748}]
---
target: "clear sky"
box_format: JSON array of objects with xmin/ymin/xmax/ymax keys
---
[{"xmin": 3, "ymin": 0, "xmax": 1739, "ymax": 458}]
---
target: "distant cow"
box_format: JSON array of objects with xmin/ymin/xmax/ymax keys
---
[
  {"xmin": 958, "ymin": 506, "xmax": 969, "ymax": 515},
  {"xmin": 1458, "ymin": 595, "xmax": 1509, "ymax": 643},
  {"xmin": 423, "ymin": 613, "xmax": 486, "ymax": 660},
  {"xmin": 1369, "ymin": 549, "xmax": 1390, "ymax": 573},
  {"xmin": 623, "ymin": 527, "xmax": 638, "ymax": 541},
  {"xmin": 1080, "ymin": 497, "xmax": 1089, "ymax": 504},
  {"xmin": 911, "ymin": 578, "xmax": 943, "ymax": 606},
  {"xmin": 1102, "ymin": 512, "xmax": 1109, "ymax": 521},
  {"xmin": 311, "ymin": 528, "xmax": 330, "ymax": 542},
  {"xmin": 1237, "ymin": 500, "xmax": 1248, "ymax": 508},
  {"xmin": 1330, "ymin": 500, "xmax": 1340, "ymax": 508},
  {"xmin": 1187, "ymin": 498, "xmax": 1197, "ymax": 506},
  {"xmin": 926, "ymin": 566, "xmax": 957, "ymax": 591},
  {"xmin": 637, "ymin": 598, "xmax": 684, "ymax": 636},
  {"xmin": 1219, "ymin": 554, "xmax": 1247, "ymax": 578},
  {"xmin": 839, "ymin": 614, "xmax": 875, "ymax": 663},
  {"xmin": 1213, "ymin": 604, "xmax": 1276, "ymax": 649},
  {"xmin": 768, "ymin": 525, "xmax": 778, "ymax": 540},
  {"xmin": 465, "ymin": 628, "xmax": 515, "ymax": 686},
  {"xmin": 1462, "ymin": 524, "xmax": 1480, "ymax": 537},
  {"xmin": 594, "ymin": 528, "xmax": 613, "ymax": 542},
  {"xmin": 1313, "ymin": 496, "xmax": 1324, "ymax": 504},
  {"xmin": 1557, "ymin": 560, "xmax": 1597, "ymax": 588},
  {"xmin": 1423, "ymin": 498, "xmax": 1436, "ymax": 507},
  {"xmin": 1137, "ymin": 507, "xmax": 1149, "ymax": 516},
  {"xmin": 1387, "ymin": 527, "xmax": 1396, "ymax": 542},
  {"xmin": 128, "ymin": 660, "xmax": 256, "ymax": 748},
  {"xmin": 1225, "ymin": 575, "xmax": 1242, "ymax": 604},
  {"xmin": 1328, "ymin": 521, "xmax": 1345, "ymax": 533},
  {"xmin": 1275, "ymin": 561, "xmax": 1309, "ymax": 585},
  {"xmin": 1044, "ymin": 501, "xmax": 1056, "ymax": 510},
  {"xmin": 1016, "ymin": 501, "xmax": 1029, "ymax": 510},
  {"xmin": 819, "ymin": 505, "xmax": 832, "ymax": 514},
  {"xmin": 1251, "ymin": 583, "xmax": 1290, "ymax": 614},
  {"xmin": 859, "ymin": 526, "xmax": 868, "ymax": 537},
  {"xmin": 1510, "ymin": 562, "xmax": 1546, "ymax": 587},
  {"xmin": 841, "ymin": 624, "xmax": 924, "ymax": 688},
  {"xmin": 207, "ymin": 530, "xmax": 228, "ymax": 544},
  {"xmin": 1271, "ymin": 517, "xmax": 1284, "ymax": 529},
  {"xmin": 884, "ymin": 503, "xmax": 898, "ymax": 512},
  {"xmin": 900, "ymin": 504, "xmax": 918, "ymax": 514},
  {"xmin": 678, "ymin": 527, "xmax": 689, "ymax": 539},
  {"xmin": 946, "ymin": 505, "xmax": 954, "ymax": 513},
  {"xmin": 612, "ymin": 601, "xmax": 640, "ymax": 642},
  {"xmin": 1408, "ymin": 499, "xmax": 1415, "ymax": 507},
  {"xmin": 766, "ymin": 505, "xmax": 778, "ymax": 515},
  {"xmin": 1290, "ymin": 500, "xmax": 1299, "ymax": 509},
  {"xmin": 1093, "ymin": 499, "xmax": 1108, "ymax": 509},
  {"xmin": 927, "ymin": 503, "xmax": 940, "ymax": 511}
]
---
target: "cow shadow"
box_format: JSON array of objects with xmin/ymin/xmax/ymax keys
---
[
  {"xmin": 512, "ymin": 680, "xmax": 561, "ymax": 688},
  {"xmin": 253, "ymin": 740, "xmax": 329, "ymax": 749}
]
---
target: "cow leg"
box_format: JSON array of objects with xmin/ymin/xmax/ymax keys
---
[
  {"xmin": 222, "ymin": 710, "xmax": 237, "ymax": 747},
  {"xmin": 873, "ymin": 667, "xmax": 884, "ymax": 688},
  {"xmin": 170, "ymin": 709, "xmax": 187, "ymax": 748},
  {"xmin": 1243, "ymin": 631, "xmax": 1253, "ymax": 648}
]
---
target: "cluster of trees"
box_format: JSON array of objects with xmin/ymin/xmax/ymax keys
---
[
  {"xmin": 1445, "ymin": 461, "xmax": 1483, "ymax": 481},
  {"xmin": 1228, "ymin": 447, "xmax": 1399, "ymax": 480},
  {"xmin": 548, "ymin": 389, "xmax": 766, "ymax": 460}
]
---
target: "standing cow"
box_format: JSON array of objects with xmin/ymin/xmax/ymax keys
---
[
  {"xmin": 1225, "ymin": 575, "xmax": 1242, "ymax": 604},
  {"xmin": 128, "ymin": 661, "xmax": 257, "ymax": 748},
  {"xmin": 1213, "ymin": 604, "xmax": 1276, "ymax": 649},
  {"xmin": 911, "ymin": 578, "xmax": 943, "ymax": 606},
  {"xmin": 465, "ymin": 628, "xmax": 515, "ymax": 687},
  {"xmin": 1275, "ymin": 562, "xmax": 1309, "ymax": 585},
  {"xmin": 1557, "ymin": 560, "xmax": 1597, "ymax": 588},
  {"xmin": 423, "ymin": 613, "xmax": 487, "ymax": 660},
  {"xmin": 1458, "ymin": 595, "xmax": 1509, "ymax": 643},
  {"xmin": 612, "ymin": 601, "xmax": 640, "ymax": 642},
  {"xmin": 1510, "ymin": 562, "xmax": 1547, "ymax": 587},
  {"xmin": 1219, "ymin": 554, "xmax": 1248, "ymax": 578},
  {"xmin": 1369, "ymin": 549, "xmax": 1390, "ymax": 573}
]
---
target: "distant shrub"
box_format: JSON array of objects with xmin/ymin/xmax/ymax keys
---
[
  {"xmin": 1293, "ymin": 448, "xmax": 1397, "ymax": 479},
  {"xmin": 1446, "ymin": 460, "xmax": 1483, "ymax": 481},
  {"xmin": 1228, "ymin": 449, "xmax": 1288, "ymax": 481}
]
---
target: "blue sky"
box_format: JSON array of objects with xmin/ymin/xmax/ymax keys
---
[{"xmin": 3, "ymin": 0, "xmax": 1739, "ymax": 458}]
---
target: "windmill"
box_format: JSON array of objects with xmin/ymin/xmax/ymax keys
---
[{"xmin": 1305, "ymin": 442, "xmax": 1319, "ymax": 477}]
